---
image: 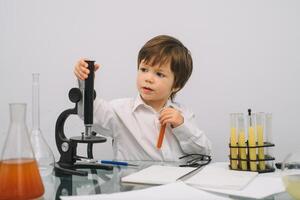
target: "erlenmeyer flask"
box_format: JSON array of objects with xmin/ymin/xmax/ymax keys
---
[
  {"xmin": 31, "ymin": 73, "xmax": 55, "ymax": 177},
  {"xmin": 0, "ymin": 103, "xmax": 44, "ymax": 200}
]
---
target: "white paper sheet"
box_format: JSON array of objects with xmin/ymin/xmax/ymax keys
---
[
  {"xmin": 60, "ymin": 181, "xmax": 231, "ymax": 200},
  {"xmin": 185, "ymin": 162, "xmax": 258, "ymax": 190},
  {"xmin": 194, "ymin": 176, "xmax": 285, "ymax": 199},
  {"xmin": 61, "ymin": 163, "xmax": 285, "ymax": 200},
  {"xmin": 185, "ymin": 163, "xmax": 285, "ymax": 199},
  {"xmin": 121, "ymin": 165, "xmax": 196, "ymax": 185}
]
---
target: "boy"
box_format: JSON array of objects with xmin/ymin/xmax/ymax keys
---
[{"xmin": 74, "ymin": 35, "xmax": 211, "ymax": 161}]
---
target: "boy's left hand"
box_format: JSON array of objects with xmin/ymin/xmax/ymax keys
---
[{"xmin": 159, "ymin": 107, "xmax": 184, "ymax": 128}]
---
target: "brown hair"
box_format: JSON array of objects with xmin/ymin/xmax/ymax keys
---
[{"xmin": 137, "ymin": 35, "xmax": 193, "ymax": 101}]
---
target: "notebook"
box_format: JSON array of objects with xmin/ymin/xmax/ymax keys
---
[{"xmin": 121, "ymin": 163, "xmax": 258, "ymax": 190}]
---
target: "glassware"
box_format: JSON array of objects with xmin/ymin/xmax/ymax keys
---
[
  {"xmin": 248, "ymin": 113, "xmax": 257, "ymax": 171},
  {"xmin": 265, "ymin": 113, "xmax": 274, "ymax": 169},
  {"xmin": 0, "ymin": 103, "xmax": 44, "ymax": 200},
  {"xmin": 255, "ymin": 112, "xmax": 265, "ymax": 170},
  {"xmin": 229, "ymin": 113, "xmax": 238, "ymax": 170},
  {"xmin": 237, "ymin": 113, "xmax": 247, "ymax": 170},
  {"xmin": 30, "ymin": 73, "xmax": 55, "ymax": 177},
  {"xmin": 255, "ymin": 112, "xmax": 275, "ymax": 172},
  {"xmin": 229, "ymin": 111, "xmax": 275, "ymax": 173},
  {"xmin": 281, "ymin": 151, "xmax": 300, "ymax": 200}
]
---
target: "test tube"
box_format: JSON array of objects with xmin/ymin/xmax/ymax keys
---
[
  {"xmin": 248, "ymin": 113, "xmax": 257, "ymax": 171},
  {"xmin": 230, "ymin": 113, "xmax": 238, "ymax": 170},
  {"xmin": 265, "ymin": 113, "xmax": 274, "ymax": 169},
  {"xmin": 256, "ymin": 112, "xmax": 266, "ymax": 170},
  {"xmin": 237, "ymin": 113, "xmax": 247, "ymax": 170}
]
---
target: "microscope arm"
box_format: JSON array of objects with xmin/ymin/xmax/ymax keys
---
[{"xmin": 55, "ymin": 106, "xmax": 77, "ymax": 156}]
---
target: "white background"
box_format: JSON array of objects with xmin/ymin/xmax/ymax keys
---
[{"xmin": 0, "ymin": 0, "xmax": 299, "ymax": 162}]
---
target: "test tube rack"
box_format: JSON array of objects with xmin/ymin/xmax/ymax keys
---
[{"xmin": 229, "ymin": 141, "xmax": 275, "ymax": 173}]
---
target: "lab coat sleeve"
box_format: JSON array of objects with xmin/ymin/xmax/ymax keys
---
[
  {"xmin": 172, "ymin": 109, "xmax": 212, "ymax": 155},
  {"xmin": 92, "ymin": 97, "xmax": 118, "ymax": 138}
]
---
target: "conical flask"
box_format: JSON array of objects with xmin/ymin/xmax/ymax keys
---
[
  {"xmin": 31, "ymin": 73, "xmax": 55, "ymax": 177},
  {"xmin": 0, "ymin": 103, "xmax": 45, "ymax": 200}
]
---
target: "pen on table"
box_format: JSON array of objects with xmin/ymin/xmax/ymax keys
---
[
  {"xmin": 100, "ymin": 160, "xmax": 139, "ymax": 167},
  {"xmin": 77, "ymin": 158, "xmax": 138, "ymax": 167}
]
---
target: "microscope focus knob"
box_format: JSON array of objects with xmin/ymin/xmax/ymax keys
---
[{"xmin": 69, "ymin": 88, "xmax": 82, "ymax": 103}]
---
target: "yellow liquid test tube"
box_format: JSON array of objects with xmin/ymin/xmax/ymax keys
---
[
  {"xmin": 230, "ymin": 127, "xmax": 238, "ymax": 169},
  {"xmin": 257, "ymin": 126, "xmax": 265, "ymax": 170},
  {"xmin": 238, "ymin": 131, "xmax": 247, "ymax": 170},
  {"xmin": 248, "ymin": 126, "xmax": 257, "ymax": 171},
  {"xmin": 230, "ymin": 113, "xmax": 238, "ymax": 170},
  {"xmin": 237, "ymin": 113, "xmax": 247, "ymax": 170}
]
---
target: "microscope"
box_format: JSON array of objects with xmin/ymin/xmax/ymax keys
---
[{"xmin": 54, "ymin": 60, "xmax": 113, "ymax": 176}]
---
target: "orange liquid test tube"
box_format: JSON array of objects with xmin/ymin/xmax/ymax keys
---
[{"xmin": 157, "ymin": 124, "xmax": 166, "ymax": 149}]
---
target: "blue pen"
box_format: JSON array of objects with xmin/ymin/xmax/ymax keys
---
[{"xmin": 99, "ymin": 160, "xmax": 138, "ymax": 167}]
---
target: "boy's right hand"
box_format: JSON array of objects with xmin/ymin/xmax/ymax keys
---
[{"xmin": 74, "ymin": 59, "xmax": 100, "ymax": 80}]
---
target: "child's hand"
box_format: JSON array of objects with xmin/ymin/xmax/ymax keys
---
[
  {"xmin": 74, "ymin": 58, "xmax": 100, "ymax": 80},
  {"xmin": 159, "ymin": 107, "xmax": 184, "ymax": 128}
]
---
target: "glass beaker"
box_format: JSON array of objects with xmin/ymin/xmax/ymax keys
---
[
  {"xmin": 0, "ymin": 103, "xmax": 44, "ymax": 200},
  {"xmin": 30, "ymin": 73, "xmax": 55, "ymax": 177},
  {"xmin": 281, "ymin": 151, "xmax": 300, "ymax": 200}
]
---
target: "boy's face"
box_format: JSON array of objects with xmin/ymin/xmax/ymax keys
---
[{"xmin": 137, "ymin": 60, "xmax": 175, "ymax": 109}]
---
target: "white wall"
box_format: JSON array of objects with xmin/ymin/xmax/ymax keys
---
[{"xmin": 0, "ymin": 0, "xmax": 299, "ymax": 162}]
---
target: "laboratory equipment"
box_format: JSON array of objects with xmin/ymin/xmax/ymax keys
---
[
  {"xmin": 256, "ymin": 112, "xmax": 266, "ymax": 170},
  {"xmin": 229, "ymin": 110, "xmax": 275, "ymax": 173},
  {"xmin": 229, "ymin": 113, "xmax": 238, "ymax": 169},
  {"xmin": 237, "ymin": 113, "xmax": 247, "ymax": 170},
  {"xmin": 54, "ymin": 60, "xmax": 113, "ymax": 176},
  {"xmin": 30, "ymin": 73, "xmax": 55, "ymax": 177},
  {"xmin": 156, "ymin": 124, "xmax": 166, "ymax": 148},
  {"xmin": 248, "ymin": 112, "xmax": 257, "ymax": 171},
  {"xmin": 0, "ymin": 103, "xmax": 44, "ymax": 199},
  {"xmin": 281, "ymin": 151, "xmax": 300, "ymax": 200}
]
